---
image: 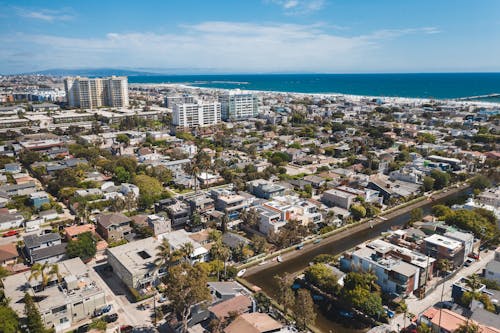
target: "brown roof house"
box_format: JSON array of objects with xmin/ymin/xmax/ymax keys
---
[
  {"xmin": 95, "ymin": 213, "xmax": 132, "ymax": 242},
  {"xmin": 208, "ymin": 294, "xmax": 253, "ymax": 323},
  {"xmin": 0, "ymin": 243, "xmax": 18, "ymax": 266},
  {"xmin": 224, "ymin": 313, "xmax": 283, "ymax": 333}
]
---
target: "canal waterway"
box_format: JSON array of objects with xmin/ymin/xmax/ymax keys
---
[{"xmin": 245, "ymin": 187, "xmax": 469, "ymax": 333}]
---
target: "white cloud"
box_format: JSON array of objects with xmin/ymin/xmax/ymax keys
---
[
  {"xmin": 267, "ymin": 0, "xmax": 325, "ymax": 15},
  {"xmin": 14, "ymin": 7, "xmax": 74, "ymax": 22},
  {"xmin": 0, "ymin": 21, "xmax": 441, "ymax": 73}
]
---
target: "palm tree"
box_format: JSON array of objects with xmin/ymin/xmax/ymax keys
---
[
  {"xmin": 179, "ymin": 242, "xmax": 194, "ymax": 262},
  {"xmin": 28, "ymin": 262, "xmax": 58, "ymax": 291},
  {"xmin": 50, "ymin": 264, "xmax": 62, "ymax": 284},
  {"xmin": 465, "ymin": 274, "xmax": 482, "ymax": 293},
  {"xmin": 210, "ymin": 240, "xmax": 231, "ymax": 280},
  {"xmin": 455, "ymin": 322, "xmax": 480, "ymax": 333},
  {"xmin": 154, "ymin": 239, "xmax": 173, "ymax": 272}
]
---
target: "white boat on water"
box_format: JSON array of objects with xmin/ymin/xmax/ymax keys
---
[{"xmin": 237, "ymin": 269, "xmax": 246, "ymax": 277}]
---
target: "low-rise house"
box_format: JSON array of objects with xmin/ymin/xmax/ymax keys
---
[
  {"xmin": 443, "ymin": 230, "xmax": 476, "ymax": 263},
  {"xmin": 208, "ymin": 281, "xmax": 249, "ymax": 301},
  {"xmin": 106, "ymin": 237, "xmax": 164, "ymax": 292},
  {"xmin": 419, "ymin": 307, "xmax": 500, "ymax": 333},
  {"xmin": 0, "ymin": 181, "xmax": 36, "ymax": 197},
  {"xmin": 4, "ymin": 163, "xmax": 22, "ymax": 174},
  {"xmin": 303, "ymin": 175, "xmax": 326, "ymax": 188},
  {"xmin": 30, "ymin": 191, "xmax": 50, "ymax": 209},
  {"xmin": 0, "ymin": 243, "xmax": 19, "ymax": 266},
  {"xmin": 321, "ymin": 189, "xmax": 357, "ymax": 209},
  {"xmin": 159, "ymin": 229, "xmax": 209, "ymax": 263},
  {"xmin": 147, "ymin": 214, "xmax": 171, "ymax": 236},
  {"xmin": 186, "ymin": 193, "xmax": 215, "ymax": 215},
  {"xmin": 224, "ymin": 313, "xmax": 284, "ymax": 333},
  {"xmin": 340, "ymin": 241, "xmax": 421, "ymax": 297},
  {"xmin": 2, "ymin": 258, "xmax": 106, "ymax": 332},
  {"xmin": 23, "ymin": 233, "xmax": 66, "ymax": 264},
  {"xmin": 155, "ymin": 199, "xmax": 191, "ymax": 230},
  {"xmin": 64, "ymin": 224, "xmax": 96, "ymax": 241},
  {"xmin": 0, "ymin": 210, "xmax": 24, "ymax": 230},
  {"xmin": 423, "ymin": 234, "xmax": 465, "ymax": 268},
  {"xmin": 95, "ymin": 212, "xmax": 132, "ymax": 241},
  {"xmin": 39, "ymin": 209, "xmax": 58, "ymax": 221},
  {"xmin": 247, "ymin": 179, "xmax": 286, "ymax": 199},
  {"xmin": 212, "ymin": 190, "xmax": 250, "ymax": 220},
  {"xmin": 484, "ymin": 248, "xmax": 500, "ymax": 283},
  {"xmin": 208, "ymin": 294, "xmax": 253, "ymax": 323}
]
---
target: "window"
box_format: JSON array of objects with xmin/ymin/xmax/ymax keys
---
[
  {"xmin": 137, "ymin": 251, "xmax": 151, "ymax": 259},
  {"xmin": 51, "ymin": 305, "xmax": 67, "ymax": 314}
]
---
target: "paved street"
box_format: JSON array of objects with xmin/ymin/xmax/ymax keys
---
[{"xmin": 388, "ymin": 249, "xmax": 496, "ymax": 331}]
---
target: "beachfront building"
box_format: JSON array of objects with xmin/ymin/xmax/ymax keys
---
[
  {"xmin": 219, "ymin": 90, "xmax": 259, "ymax": 121},
  {"xmin": 64, "ymin": 76, "xmax": 129, "ymax": 108},
  {"xmin": 172, "ymin": 101, "xmax": 221, "ymax": 129}
]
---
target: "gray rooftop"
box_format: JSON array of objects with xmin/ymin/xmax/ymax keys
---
[{"xmin": 24, "ymin": 233, "xmax": 61, "ymax": 249}]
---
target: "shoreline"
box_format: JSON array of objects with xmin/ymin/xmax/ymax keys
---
[{"xmin": 130, "ymin": 82, "xmax": 500, "ymax": 107}]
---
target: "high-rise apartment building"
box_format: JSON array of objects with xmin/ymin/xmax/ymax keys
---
[
  {"xmin": 64, "ymin": 76, "xmax": 129, "ymax": 108},
  {"xmin": 219, "ymin": 90, "xmax": 259, "ymax": 121},
  {"xmin": 164, "ymin": 94, "xmax": 195, "ymax": 108},
  {"xmin": 172, "ymin": 101, "xmax": 221, "ymax": 128}
]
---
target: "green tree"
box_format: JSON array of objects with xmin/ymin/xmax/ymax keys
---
[
  {"xmin": 115, "ymin": 134, "xmax": 130, "ymax": 146},
  {"xmin": 409, "ymin": 208, "xmax": 423, "ymax": 223},
  {"xmin": 24, "ymin": 293, "xmax": 45, "ymax": 333},
  {"xmin": 210, "ymin": 241, "xmax": 231, "ymax": 280},
  {"xmin": 304, "ymin": 263, "xmax": 339, "ymax": 294},
  {"xmin": 28, "ymin": 262, "xmax": 60, "ymax": 291},
  {"xmin": 66, "ymin": 232, "xmax": 97, "ymax": 261},
  {"xmin": 274, "ymin": 273, "xmax": 295, "ymax": 320},
  {"xmin": 469, "ymin": 175, "xmax": 491, "ymax": 191},
  {"xmin": 430, "ymin": 169, "xmax": 450, "ymax": 190},
  {"xmin": 350, "ymin": 204, "xmax": 366, "ymax": 220},
  {"xmin": 134, "ymin": 174, "xmax": 163, "ymax": 209},
  {"xmin": 293, "ymin": 289, "xmax": 316, "ymax": 330},
  {"xmin": 0, "ymin": 305, "xmax": 19, "ymax": 333},
  {"xmin": 114, "ymin": 166, "xmax": 131, "ymax": 183},
  {"xmin": 432, "ymin": 204, "xmax": 453, "ymax": 218},
  {"xmin": 164, "ymin": 263, "xmax": 211, "ymax": 333},
  {"xmin": 154, "ymin": 239, "xmax": 174, "ymax": 273},
  {"xmin": 454, "ymin": 322, "xmax": 480, "ymax": 333},
  {"xmin": 416, "ymin": 322, "xmax": 432, "ymax": 333},
  {"xmin": 423, "ymin": 176, "xmax": 435, "ymax": 192}
]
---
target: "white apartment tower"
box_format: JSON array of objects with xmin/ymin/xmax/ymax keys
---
[
  {"xmin": 173, "ymin": 101, "xmax": 221, "ymax": 128},
  {"xmin": 219, "ymin": 90, "xmax": 259, "ymax": 121},
  {"xmin": 64, "ymin": 76, "xmax": 129, "ymax": 108}
]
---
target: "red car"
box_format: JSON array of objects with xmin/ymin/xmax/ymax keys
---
[{"xmin": 2, "ymin": 230, "xmax": 19, "ymax": 237}]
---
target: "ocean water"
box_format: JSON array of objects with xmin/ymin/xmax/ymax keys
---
[{"xmin": 128, "ymin": 73, "xmax": 500, "ymax": 100}]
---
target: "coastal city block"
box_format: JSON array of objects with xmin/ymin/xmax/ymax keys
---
[{"xmin": 0, "ymin": 74, "xmax": 498, "ymax": 333}]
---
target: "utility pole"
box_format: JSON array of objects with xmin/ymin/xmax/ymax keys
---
[{"xmin": 437, "ymin": 266, "xmax": 449, "ymax": 332}]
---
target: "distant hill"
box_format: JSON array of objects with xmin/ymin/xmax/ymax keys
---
[{"xmin": 25, "ymin": 68, "xmax": 162, "ymax": 77}]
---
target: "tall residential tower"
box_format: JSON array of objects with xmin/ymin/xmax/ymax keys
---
[
  {"xmin": 172, "ymin": 100, "xmax": 221, "ymax": 129},
  {"xmin": 64, "ymin": 76, "xmax": 129, "ymax": 109},
  {"xmin": 219, "ymin": 90, "xmax": 259, "ymax": 121}
]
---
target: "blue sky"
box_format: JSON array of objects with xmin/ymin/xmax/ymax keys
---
[{"xmin": 1, "ymin": 0, "xmax": 499, "ymax": 74}]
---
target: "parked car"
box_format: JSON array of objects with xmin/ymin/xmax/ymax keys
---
[
  {"xmin": 468, "ymin": 253, "xmax": 480, "ymax": 260},
  {"xmin": 2, "ymin": 230, "xmax": 18, "ymax": 237},
  {"xmin": 93, "ymin": 304, "xmax": 112, "ymax": 317},
  {"xmin": 76, "ymin": 323, "xmax": 90, "ymax": 333},
  {"xmin": 464, "ymin": 258, "xmax": 475, "ymax": 267},
  {"xmin": 103, "ymin": 313, "xmax": 118, "ymax": 323},
  {"xmin": 120, "ymin": 325, "xmax": 133, "ymax": 333}
]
